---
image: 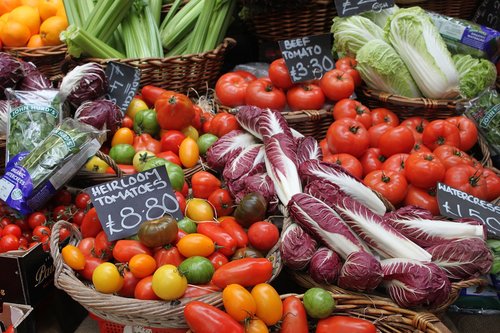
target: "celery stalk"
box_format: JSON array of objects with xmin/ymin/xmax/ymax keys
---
[
  {"xmin": 76, "ymin": 0, "xmax": 95, "ymax": 23},
  {"xmin": 61, "ymin": 25, "xmax": 125, "ymax": 59},
  {"xmin": 186, "ymin": 0, "xmax": 215, "ymax": 54},
  {"xmin": 63, "ymin": 0, "xmax": 82, "ymax": 27},
  {"xmin": 159, "ymin": 0, "xmax": 183, "ymax": 31},
  {"xmin": 166, "ymin": 32, "xmax": 191, "ymax": 56},
  {"xmin": 149, "ymin": 0, "xmax": 162, "ymax": 27},
  {"xmin": 161, "ymin": 0, "xmax": 203, "ymax": 50},
  {"xmin": 83, "ymin": 0, "xmax": 134, "ymax": 43},
  {"xmin": 204, "ymin": 0, "xmax": 236, "ymax": 51}
]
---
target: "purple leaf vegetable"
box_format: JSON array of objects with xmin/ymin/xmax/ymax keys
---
[
  {"xmin": 223, "ymin": 144, "xmax": 265, "ymax": 181},
  {"xmin": 280, "ymin": 223, "xmax": 318, "ymax": 270},
  {"xmin": 236, "ymin": 105, "xmax": 263, "ymax": 139},
  {"xmin": 0, "ymin": 53, "xmax": 24, "ymax": 99},
  {"xmin": 18, "ymin": 61, "xmax": 51, "ymax": 91},
  {"xmin": 258, "ymin": 107, "xmax": 293, "ymax": 142},
  {"xmin": 309, "ymin": 247, "xmax": 342, "ymax": 284},
  {"xmin": 74, "ymin": 100, "xmax": 122, "ymax": 140},
  {"xmin": 206, "ymin": 130, "xmax": 257, "ymax": 170},
  {"xmin": 338, "ymin": 251, "xmax": 383, "ymax": 292},
  {"xmin": 59, "ymin": 62, "xmax": 108, "ymax": 107},
  {"xmin": 296, "ymin": 136, "xmax": 323, "ymax": 165}
]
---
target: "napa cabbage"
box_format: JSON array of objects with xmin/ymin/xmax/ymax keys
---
[
  {"xmin": 453, "ymin": 54, "xmax": 497, "ymax": 99},
  {"xmin": 331, "ymin": 15, "xmax": 384, "ymax": 57}
]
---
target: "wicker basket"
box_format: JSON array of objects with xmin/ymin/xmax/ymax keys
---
[
  {"xmin": 241, "ymin": 0, "xmax": 337, "ymax": 42},
  {"xmin": 395, "ymin": 0, "xmax": 481, "ymax": 20},
  {"xmin": 72, "ymin": 38, "xmax": 236, "ymax": 95},
  {"xmin": 280, "ymin": 292, "xmax": 452, "ymax": 333},
  {"xmin": 3, "ymin": 45, "xmax": 67, "ymax": 79},
  {"xmin": 281, "ymin": 109, "xmax": 332, "ymax": 141}
]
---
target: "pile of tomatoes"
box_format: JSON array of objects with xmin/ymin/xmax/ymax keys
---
[
  {"xmin": 0, "ymin": 189, "xmax": 91, "ymax": 253},
  {"xmin": 321, "ymin": 100, "xmax": 500, "ymax": 214},
  {"xmin": 215, "ymin": 57, "xmax": 360, "ymax": 111}
]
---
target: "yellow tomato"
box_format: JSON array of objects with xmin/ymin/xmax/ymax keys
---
[
  {"xmin": 132, "ymin": 150, "xmax": 156, "ymax": 172},
  {"xmin": 126, "ymin": 98, "xmax": 148, "ymax": 120},
  {"xmin": 92, "ymin": 262, "xmax": 124, "ymax": 294},
  {"xmin": 85, "ymin": 156, "xmax": 109, "ymax": 173},
  {"xmin": 186, "ymin": 198, "xmax": 214, "ymax": 221},
  {"xmin": 111, "ymin": 127, "xmax": 135, "ymax": 147},
  {"xmin": 179, "ymin": 137, "xmax": 199, "ymax": 168},
  {"xmin": 152, "ymin": 264, "xmax": 187, "ymax": 300}
]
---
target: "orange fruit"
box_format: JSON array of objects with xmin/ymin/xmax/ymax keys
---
[
  {"xmin": 38, "ymin": 0, "xmax": 60, "ymax": 21},
  {"xmin": 8, "ymin": 5, "xmax": 40, "ymax": 35},
  {"xmin": 22, "ymin": 0, "xmax": 39, "ymax": 7},
  {"xmin": 39, "ymin": 15, "xmax": 66, "ymax": 46},
  {"xmin": 0, "ymin": 0, "xmax": 21, "ymax": 16},
  {"xmin": 0, "ymin": 21, "xmax": 31, "ymax": 47},
  {"xmin": 27, "ymin": 33, "xmax": 44, "ymax": 47}
]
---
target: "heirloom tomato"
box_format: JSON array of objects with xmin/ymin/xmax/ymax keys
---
[
  {"xmin": 109, "ymin": 144, "xmax": 136, "ymax": 165},
  {"xmin": 184, "ymin": 301, "xmax": 244, "ymax": 333},
  {"xmin": 80, "ymin": 208, "xmax": 102, "ymax": 238},
  {"xmin": 133, "ymin": 133, "xmax": 161, "ymax": 154},
  {"xmin": 155, "ymin": 93, "xmax": 194, "ymax": 130},
  {"xmin": 156, "ymin": 151, "xmax": 182, "ymax": 166},
  {"xmin": 160, "ymin": 130, "xmax": 185, "ymax": 155},
  {"xmin": 175, "ymin": 192, "xmax": 187, "ymax": 216},
  {"xmin": 133, "ymin": 109, "xmax": 160, "ymax": 135},
  {"xmin": 281, "ymin": 296, "xmax": 308, "ymax": 333},
  {"xmin": 248, "ymin": 221, "xmax": 279, "ymax": 252},
  {"xmin": 245, "ymin": 318, "xmax": 268, "ymax": 333},
  {"xmin": 111, "ymin": 127, "xmax": 134, "ymax": 147},
  {"xmin": 208, "ymin": 251, "xmax": 229, "ymax": 270},
  {"xmin": 186, "ymin": 198, "xmax": 214, "ymax": 221},
  {"xmin": 222, "ymin": 283, "xmax": 256, "ymax": 322},
  {"xmin": 208, "ymin": 188, "xmax": 234, "ymax": 217},
  {"xmin": 112, "ymin": 240, "xmax": 152, "ymax": 263},
  {"xmin": 78, "ymin": 237, "xmax": 96, "ymax": 258},
  {"xmin": 178, "ymin": 256, "xmax": 215, "ymax": 284},
  {"xmin": 78, "ymin": 257, "xmax": 103, "ymax": 281},
  {"xmin": 219, "ymin": 217, "xmax": 248, "ymax": 248},
  {"xmin": 176, "ymin": 233, "xmax": 215, "ymax": 257},
  {"xmin": 92, "ymin": 262, "xmax": 124, "ymax": 294},
  {"xmin": 197, "ymin": 222, "xmax": 237, "ymax": 257},
  {"xmin": 134, "ymin": 275, "xmax": 159, "ymax": 300},
  {"xmin": 141, "ymin": 86, "xmax": 171, "ymax": 107},
  {"xmin": 191, "ymin": 171, "xmax": 221, "ymax": 199},
  {"xmin": 152, "ymin": 264, "xmax": 187, "ymax": 300},
  {"xmin": 132, "ymin": 150, "xmax": 156, "ymax": 172},
  {"xmin": 208, "ymin": 113, "xmax": 241, "ymax": 138},
  {"xmin": 117, "ymin": 270, "xmax": 140, "ymax": 298},
  {"xmin": 316, "ymin": 316, "xmax": 377, "ymax": 333},
  {"xmin": 177, "ymin": 217, "xmax": 197, "ymax": 234},
  {"xmin": 211, "ymin": 258, "xmax": 273, "ymax": 289},
  {"xmin": 129, "ymin": 253, "xmax": 157, "ymax": 279},
  {"xmin": 251, "ymin": 283, "xmax": 283, "ymax": 325},
  {"xmin": 126, "ymin": 97, "xmax": 148, "ymax": 119},
  {"xmin": 197, "ymin": 133, "xmax": 218, "ymax": 155},
  {"xmin": 179, "ymin": 137, "xmax": 199, "ymax": 168},
  {"xmin": 85, "ymin": 156, "xmax": 109, "ymax": 173},
  {"xmin": 94, "ymin": 231, "xmax": 114, "ymax": 261},
  {"xmin": 154, "ymin": 246, "xmax": 185, "ymax": 268}
]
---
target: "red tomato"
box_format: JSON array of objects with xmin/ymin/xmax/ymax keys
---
[
  {"xmin": 141, "ymin": 85, "xmax": 170, "ymax": 107},
  {"xmin": 316, "ymin": 316, "xmax": 377, "ymax": 333},
  {"xmin": 75, "ymin": 192, "xmax": 91, "ymax": 210},
  {"xmin": 215, "ymin": 72, "xmax": 252, "ymax": 107},
  {"xmin": 211, "ymin": 258, "xmax": 273, "ymax": 289},
  {"xmin": 0, "ymin": 217, "xmax": 12, "ymax": 228},
  {"xmin": 404, "ymin": 185, "xmax": 440, "ymax": 216},
  {"xmin": 191, "ymin": 171, "xmax": 222, "ymax": 199},
  {"xmin": 422, "ymin": 120, "xmax": 461, "ymax": 150},
  {"xmin": 232, "ymin": 70, "xmax": 257, "ymax": 83},
  {"xmin": 202, "ymin": 112, "xmax": 214, "ymax": 134},
  {"xmin": 154, "ymin": 246, "xmax": 185, "ymax": 268},
  {"xmin": 483, "ymin": 168, "xmax": 500, "ymax": 201},
  {"xmin": 80, "ymin": 207, "xmax": 102, "ymax": 238},
  {"xmin": 59, "ymin": 227, "xmax": 71, "ymax": 243},
  {"xmin": 287, "ymin": 83, "xmax": 325, "ymax": 111},
  {"xmin": 53, "ymin": 204, "xmax": 73, "ymax": 221},
  {"xmin": 368, "ymin": 123, "xmax": 394, "ymax": 148},
  {"xmin": 175, "ymin": 191, "xmax": 187, "ymax": 215},
  {"xmin": 371, "ymin": 108, "xmax": 399, "ymax": 126},
  {"xmin": 77, "ymin": 237, "xmax": 96, "ymax": 258},
  {"xmin": 78, "ymin": 257, "xmax": 103, "ymax": 280},
  {"xmin": 336, "ymin": 58, "xmax": 362, "ymax": 86},
  {"xmin": 33, "ymin": 225, "xmax": 51, "ymax": 240},
  {"xmin": 401, "ymin": 117, "xmax": 429, "ymax": 142},
  {"xmin": 320, "ymin": 138, "xmax": 335, "ymax": 156},
  {"xmin": 319, "ymin": 69, "xmax": 355, "ymax": 101},
  {"xmin": 2, "ymin": 224, "xmax": 21, "ymax": 238},
  {"xmin": 118, "ymin": 270, "xmax": 141, "ymax": 298},
  {"xmin": 336, "ymin": 57, "xmax": 357, "ymax": 68},
  {"xmin": 411, "ymin": 142, "xmax": 431, "ymax": 154},
  {"xmin": 0, "ymin": 234, "xmax": 20, "ymax": 252},
  {"xmin": 323, "ymin": 153, "xmax": 363, "ymax": 179},
  {"xmin": 209, "ymin": 113, "xmax": 241, "ymax": 138},
  {"xmin": 245, "ymin": 78, "xmax": 287, "ymax": 111},
  {"xmin": 382, "ymin": 153, "xmax": 409, "ymax": 178},
  {"xmin": 208, "ymin": 251, "xmax": 229, "ymax": 270},
  {"xmin": 444, "ymin": 165, "xmax": 488, "ymax": 200},
  {"xmin": 156, "ymin": 151, "xmax": 182, "ymax": 167},
  {"xmin": 360, "ymin": 148, "xmax": 386, "ymax": 177},
  {"xmin": 160, "ymin": 130, "xmax": 186, "ymax": 155},
  {"xmin": 219, "ymin": 217, "xmax": 248, "ymax": 248},
  {"xmin": 248, "ymin": 221, "xmax": 279, "ymax": 252},
  {"xmin": 135, "ymin": 276, "xmax": 159, "ymax": 300},
  {"xmin": 181, "ymin": 181, "xmax": 189, "ymax": 198},
  {"xmin": 208, "ymin": 189, "xmax": 234, "ymax": 217},
  {"xmin": 326, "ymin": 118, "xmax": 369, "ymax": 158},
  {"xmin": 184, "ymin": 301, "xmax": 244, "ymax": 333},
  {"xmin": 14, "ymin": 217, "xmax": 29, "ymax": 232},
  {"xmin": 332, "ymin": 99, "xmax": 372, "ymax": 129},
  {"xmin": 405, "ymin": 152, "xmax": 446, "ymax": 189},
  {"xmin": 197, "ymin": 222, "xmax": 237, "ymax": 257},
  {"xmin": 268, "ymin": 58, "xmax": 293, "ymax": 90},
  {"xmin": 94, "ymin": 231, "xmax": 115, "ymax": 261},
  {"xmin": 433, "ymin": 145, "xmax": 474, "ymax": 169},
  {"xmin": 53, "ymin": 189, "xmax": 72, "ymax": 206},
  {"xmin": 155, "ymin": 92, "xmax": 195, "ymax": 130},
  {"xmin": 182, "ymin": 284, "xmax": 220, "ymax": 298},
  {"xmin": 121, "ymin": 115, "xmax": 134, "ymax": 129},
  {"xmin": 192, "ymin": 105, "xmax": 203, "ymax": 132},
  {"xmin": 364, "ymin": 170, "xmax": 408, "ymax": 205},
  {"xmin": 112, "ymin": 240, "xmax": 152, "ymax": 263},
  {"xmin": 446, "ymin": 116, "xmax": 478, "ymax": 151},
  {"xmin": 378, "ymin": 126, "xmax": 415, "ymax": 156},
  {"xmin": 281, "ymin": 296, "xmax": 308, "ymax": 333}
]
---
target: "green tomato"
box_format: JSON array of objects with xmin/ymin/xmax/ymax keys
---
[
  {"xmin": 109, "ymin": 144, "xmax": 136, "ymax": 165},
  {"xmin": 132, "ymin": 150, "xmax": 156, "ymax": 172},
  {"xmin": 178, "ymin": 256, "xmax": 215, "ymax": 284},
  {"xmin": 197, "ymin": 133, "xmax": 218, "ymax": 155},
  {"xmin": 303, "ymin": 288, "xmax": 335, "ymax": 319},
  {"xmin": 134, "ymin": 109, "xmax": 160, "ymax": 136},
  {"xmin": 177, "ymin": 217, "xmax": 197, "ymax": 234},
  {"xmin": 143, "ymin": 157, "xmax": 185, "ymax": 191}
]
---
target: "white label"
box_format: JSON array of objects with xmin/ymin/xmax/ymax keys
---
[{"xmin": 0, "ymin": 178, "xmax": 14, "ymax": 201}]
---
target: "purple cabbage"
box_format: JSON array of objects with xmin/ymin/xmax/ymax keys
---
[
  {"xmin": 18, "ymin": 61, "xmax": 51, "ymax": 91},
  {"xmin": 258, "ymin": 108, "xmax": 293, "ymax": 142},
  {"xmin": 427, "ymin": 238, "xmax": 493, "ymax": 280},
  {"xmin": 206, "ymin": 130, "xmax": 257, "ymax": 170},
  {"xmin": 236, "ymin": 105, "xmax": 263, "ymax": 139},
  {"xmin": 0, "ymin": 53, "xmax": 24, "ymax": 99},
  {"xmin": 239, "ymin": 173, "xmax": 279, "ymax": 213},
  {"xmin": 338, "ymin": 251, "xmax": 383, "ymax": 292},
  {"xmin": 223, "ymin": 144, "xmax": 265, "ymax": 181},
  {"xmin": 60, "ymin": 63, "xmax": 108, "ymax": 107},
  {"xmin": 75, "ymin": 100, "xmax": 122, "ymax": 140},
  {"xmin": 288, "ymin": 193, "xmax": 371, "ymax": 259},
  {"xmin": 280, "ymin": 223, "xmax": 318, "ymax": 270},
  {"xmin": 296, "ymin": 136, "xmax": 323, "ymax": 165},
  {"xmin": 0, "ymin": 100, "xmax": 9, "ymax": 134},
  {"xmin": 381, "ymin": 258, "xmax": 451, "ymax": 308},
  {"xmin": 309, "ymin": 247, "xmax": 342, "ymax": 284}
]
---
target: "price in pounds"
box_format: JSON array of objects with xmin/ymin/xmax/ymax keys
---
[{"xmin": 289, "ymin": 56, "xmax": 335, "ymax": 82}]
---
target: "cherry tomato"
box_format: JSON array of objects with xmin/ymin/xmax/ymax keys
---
[
  {"xmin": 208, "ymin": 113, "xmax": 241, "ymax": 138},
  {"xmin": 281, "ymin": 296, "xmax": 308, "ymax": 333},
  {"xmin": 154, "ymin": 246, "xmax": 185, "ymax": 268},
  {"xmin": 191, "ymin": 171, "xmax": 222, "ymax": 199},
  {"xmin": 160, "ymin": 130, "xmax": 186, "ymax": 155},
  {"xmin": 245, "ymin": 78, "xmax": 287, "ymax": 111},
  {"xmin": 112, "ymin": 240, "xmax": 152, "ymax": 263},
  {"xmin": 287, "ymin": 83, "xmax": 325, "ymax": 111},
  {"xmin": 483, "ymin": 168, "xmax": 500, "ymax": 201},
  {"xmin": 422, "ymin": 119, "xmax": 461, "ymax": 150},
  {"xmin": 368, "ymin": 123, "xmax": 395, "ymax": 148},
  {"xmin": 186, "ymin": 198, "xmax": 214, "ymax": 221},
  {"xmin": 2, "ymin": 224, "xmax": 21, "ymax": 238},
  {"xmin": 320, "ymin": 69, "xmax": 355, "ymax": 102},
  {"xmin": 216, "ymin": 72, "xmax": 252, "ymax": 107},
  {"xmin": 401, "ymin": 117, "xmax": 429, "ymax": 142},
  {"xmin": 208, "ymin": 251, "xmax": 229, "ymax": 270},
  {"xmin": 370, "ymin": 108, "xmax": 399, "ymax": 126},
  {"xmin": 404, "ymin": 185, "xmax": 439, "ymax": 216},
  {"xmin": 222, "ymin": 283, "xmax": 257, "ymax": 322},
  {"xmin": 59, "ymin": 227, "xmax": 71, "ymax": 243},
  {"xmin": 446, "ymin": 116, "xmax": 478, "ymax": 151},
  {"xmin": 129, "ymin": 253, "xmax": 157, "ymax": 279},
  {"xmin": 359, "ymin": 148, "xmax": 386, "ymax": 177},
  {"xmin": 211, "ymin": 258, "xmax": 273, "ymax": 289},
  {"xmin": 111, "ymin": 127, "xmax": 134, "ymax": 147},
  {"xmin": 268, "ymin": 58, "xmax": 293, "ymax": 90},
  {"xmin": 177, "ymin": 233, "xmax": 215, "ymax": 258},
  {"xmin": 92, "ymin": 262, "xmax": 124, "ymax": 294},
  {"xmin": 251, "ymin": 283, "xmax": 283, "ymax": 325},
  {"xmin": 326, "ymin": 118, "xmax": 369, "ymax": 158},
  {"xmin": 378, "ymin": 126, "xmax": 415, "ymax": 156},
  {"xmin": 444, "ymin": 165, "xmax": 488, "ymax": 200},
  {"xmin": 78, "ymin": 257, "xmax": 103, "ymax": 280},
  {"xmin": 14, "ymin": 217, "xmax": 29, "ymax": 232},
  {"xmin": 53, "ymin": 189, "xmax": 72, "ymax": 206},
  {"xmin": 364, "ymin": 170, "xmax": 408, "ymax": 205},
  {"xmin": 181, "ymin": 181, "xmax": 189, "ymax": 197},
  {"xmin": 33, "ymin": 225, "xmax": 51, "ymax": 240},
  {"xmin": 332, "ymin": 99, "xmax": 372, "ymax": 129},
  {"xmin": 323, "ymin": 153, "xmax": 363, "ymax": 179},
  {"xmin": 316, "ymin": 316, "xmax": 377, "ymax": 333},
  {"xmin": 179, "ymin": 137, "xmax": 200, "ymax": 168},
  {"xmin": 0, "ymin": 234, "xmax": 20, "ymax": 252},
  {"xmin": 208, "ymin": 188, "xmax": 234, "ymax": 217},
  {"xmin": 382, "ymin": 153, "xmax": 409, "ymax": 178},
  {"xmin": 134, "ymin": 275, "xmax": 159, "ymax": 300},
  {"xmin": 74, "ymin": 192, "xmax": 91, "ymax": 210},
  {"xmin": 80, "ymin": 207, "xmax": 102, "ymax": 238},
  {"xmin": 121, "ymin": 115, "xmax": 134, "ymax": 129},
  {"xmin": 406, "ymin": 152, "xmax": 446, "ymax": 189},
  {"xmin": 433, "ymin": 145, "xmax": 474, "ymax": 169},
  {"xmin": 62, "ymin": 245, "xmax": 86, "ymax": 270},
  {"xmin": 184, "ymin": 301, "xmax": 244, "ymax": 333}
]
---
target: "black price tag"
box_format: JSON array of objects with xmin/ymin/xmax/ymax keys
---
[
  {"xmin": 437, "ymin": 182, "xmax": 500, "ymax": 238},
  {"xmin": 278, "ymin": 34, "xmax": 335, "ymax": 83},
  {"xmin": 473, "ymin": 0, "xmax": 500, "ymax": 31},
  {"xmin": 105, "ymin": 61, "xmax": 141, "ymax": 114},
  {"xmin": 86, "ymin": 166, "xmax": 183, "ymax": 241},
  {"xmin": 334, "ymin": 0, "xmax": 395, "ymax": 17}
]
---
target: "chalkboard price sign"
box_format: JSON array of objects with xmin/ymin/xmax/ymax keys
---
[
  {"xmin": 105, "ymin": 61, "xmax": 141, "ymax": 114},
  {"xmin": 86, "ymin": 166, "xmax": 183, "ymax": 241},
  {"xmin": 437, "ymin": 182, "xmax": 500, "ymax": 238},
  {"xmin": 278, "ymin": 34, "xmax": 335, "ymax": 83},
  {"xmin": 473, "ymin": 0, "xmax": 500, "ymax": 31},
  {"xmin": 334, "ymin": 0, "xmax": 395, "ymax": 17}
]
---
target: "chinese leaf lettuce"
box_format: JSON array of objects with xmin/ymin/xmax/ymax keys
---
[
  {"xmin": 331, "ymin": 15, "xmax": 384, "ymax": 57},
  {"xmin": 453, "ymin": 54, "xmax": 497, "ymax": 99}
]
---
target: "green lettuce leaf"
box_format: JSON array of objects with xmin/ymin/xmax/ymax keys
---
[
  {"xmin": 453, "ymin": 54, "xmax": 497, "ymax": 99},
  {"xmin": 331, "ymin": 15, "xmax": 384, "ymax": 57}
]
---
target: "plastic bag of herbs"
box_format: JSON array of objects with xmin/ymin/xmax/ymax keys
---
[{"xmin": 0, "ymin": 118, "xmax": 105, "ymax": 214}]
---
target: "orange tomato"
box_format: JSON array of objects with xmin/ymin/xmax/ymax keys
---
[
  {"xmin": 185, "ymin": 198, "xmax": 214, "ymax": 221},
  {"xmin": 61, "ymin": 245, "xmax": 86, "ymax": 270},
  {"xmin": 176, "ymin": 233, "xmax": 215, "ymax": 258},
  {"xmin": 8, "ymin": 5, "xmax": 40, "ymax": 35},
  {"xmin": 128, "ymin": 254, "xmax": 157, "ymax": 279},
  {"xmin": 0, "ymin": 21, "xmax": 31, "ymax": 47},
  {"xmin": 27, "ymin": 33, "xmax": 43, "ymax": 47},
  {"xmin": 38, "ymin": 0, "xmax": 60, "ymax": 21},
  {"xmin": 39, "ymin": 15, "xmax": 67, "ymax": 45},
  {"xmin": 0, "ymin": 0, "xmax": 21, "ymax": 16},
  {"xmin": 245, "ymin": 318, "xmax": 269, "ymax": 333},
  {"xmin": 179, "ymin": 137, "xmax": 199, "ymax": 168},
  {"xmin": 21, "ymin": 0, "xmax": 39, "ymax": 7},
  {"xmin": 251, "ymin": 283, "xmax": 283, "ymax": 326},
  {"xmin": 111, "ymin": 127, "xmax": 135, "ymax": 147},
  {"xmin": 222, "ymin": 284, "xmax": 256, "ymax": 322}
]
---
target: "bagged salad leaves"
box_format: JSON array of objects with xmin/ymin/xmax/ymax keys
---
[
  {"xmin": 0, "ymin": 118, "xmax": 105, "ymax": 214},
  {"xmin": 5, "ymin": 88, "xmax": 65, "ymax": 162}
]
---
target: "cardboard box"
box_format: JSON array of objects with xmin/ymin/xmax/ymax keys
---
[
  {"xmin": 0, "ymin": 303, "xmax": 34, "ymax": 333},
  {"xmin": 0, "ymin": 244, "xmax": 54, "ymax": 305}
]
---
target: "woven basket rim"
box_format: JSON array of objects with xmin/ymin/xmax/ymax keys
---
[
  {"xmin": 3, "ymin": 44, "xmax": 67, "ymax": 54},
  {"xmin": 361, "ymin": 87, "xmax": 465, "ymax": 107}
]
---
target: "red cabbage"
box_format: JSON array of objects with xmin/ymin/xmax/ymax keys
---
[
  {"xmin": 236, "ymin": 105, "xmax": 263, "ymax": 139},
  {"xmin": 296, "ymin": 136, "xmax": 323, "ymax": 165},
  {"xmin": 75, "ymin": 100, "xmax": 122, "ymax": 140},
  {"xmin": 206, "ymin": 130, "xmax": 257, "ymax": 170},
  {"xmin": 18, "ymin": 61, "xmax": 51, "ymax": 91},
  {"xmin": 427, "ymin": 238, "xmax": 493, "ymax": 280},
  {"xmin": 60, "ymin": 63, "xmax": 108, "ymax": 107},
  {"xmin": 309, "ymin": 247, "xmax": 342, "ymax": 284},
  {"xmin": 338, "ymin": 251, "xmax": 383, "ymax": 292},
  {"xmin": 0, "ymin": 53, "xmax": 24, "ymax": 99},
  {"xmin": 280, "ymin": 223, "xmax": 318, "ymax": 270},
  {"xmin": 258, "ymin": 108, "xmax": 293, "ymax": 142},
  {"xmin": 223, "ymin": 144, "xmax": 265, "ymax": 181}
]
